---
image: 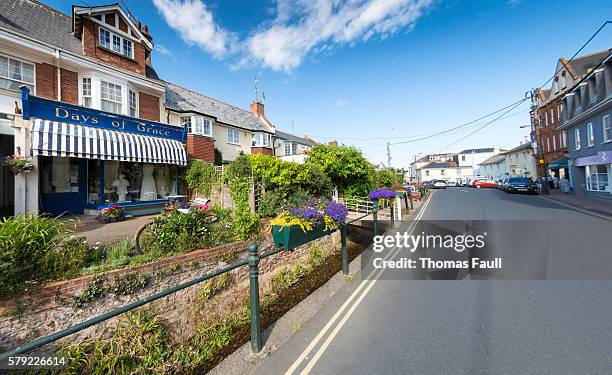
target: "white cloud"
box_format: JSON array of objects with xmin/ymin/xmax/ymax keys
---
[
  {"xmin": 155, "ymin": 44, "xmax": 173, "ymax": 56},
  {"xmin": 336, "ymin": 99, "xmax": 349, "ymax": 108},
  {"xmin": 152, "ymin": 0, "xmax": 236, "ymax": 59},
  {"xmin": 245, "ymin": 0, "xmax": 434, "ymax": 72},
  {"xmin": 154, "ymin": 0, "xmax": 434, "ymax": 71}
]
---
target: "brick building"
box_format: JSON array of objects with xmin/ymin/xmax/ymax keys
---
[
  {"xmin": 0, "ymin": 1, "xmax": 183, "ymax": 217},
  {"xmin": 532, "ymin": 50, "xmax": 610, "ymax": 179}
]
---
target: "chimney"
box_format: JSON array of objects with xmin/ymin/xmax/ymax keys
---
[{"xmin": 250, "ymin": 101, "xmax": 265, "ymax": 117}]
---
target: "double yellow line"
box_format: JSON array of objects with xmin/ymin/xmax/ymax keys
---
[{"xmin": 286, "ymin": 191, "xmax": 434, "ymax": 374}]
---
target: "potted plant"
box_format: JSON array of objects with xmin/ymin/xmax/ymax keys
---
[
  {"xmin": 395, "ymin": 185, "xmax": 408, "ymax": 199},
  {"xmin": 2, "ymin": 156, "xmax": 34, "ymax": 175},
  {"xmin": 270, "ymin": 200, "xmax": 348, "ymax": 250},
  {"xmin": 368, "ymin": 188, "xmax": 397, "ymax": 208},
  {"xmin": 97, "ymin": 205, "xmax": 125, "ymax": 223}
]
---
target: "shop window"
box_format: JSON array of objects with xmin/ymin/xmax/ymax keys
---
[
  {"xmin": 40, "ymin": 157, "xmax": 79, "ymax": 193},
  {"xmin": 0, "ymin": 54, "xmax": 34, "ymax": 92},
  {"xmin": 101, "ymin": 161, "xmax": 177, "ymax": 204},
  {"xmin": 101, "ymin": 80, "xmax": 122, "ymax": 114},
  {"xmin": 87, "ymin": 159, "xmax": 101, "ymax": 205},
  {"xmin": 585, "ymin": 165, "xmax": 609, "ymax": 192}
]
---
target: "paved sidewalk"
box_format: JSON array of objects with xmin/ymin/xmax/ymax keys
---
[
  {"xmin": 68, "ymin": 214, "xmax": 157, "ymax": 245},
  {"xmin": 541, "ymin": 190, "xmax": 612, "ymax": 217}
]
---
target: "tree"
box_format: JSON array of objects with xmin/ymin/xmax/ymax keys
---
[{"xmin": 307, "ymin": 144, "xmax": 374, "ymax": 196}]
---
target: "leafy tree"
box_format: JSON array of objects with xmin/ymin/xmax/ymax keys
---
[
  {"xmin": 373, "ymin": 168, "xmax": 403, "ymax": 189},
  {"xmin": 185, "ymin": 160, "xmax": 217, "ymax": 196},
  {"xmin": 306, "ymin": 144, "xmax": 374, "ymax": 196}
]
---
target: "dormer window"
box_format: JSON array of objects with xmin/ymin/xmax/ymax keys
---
[{"xmin": 99, "ymin": 26, "xmax": 134, "ymax": 59}]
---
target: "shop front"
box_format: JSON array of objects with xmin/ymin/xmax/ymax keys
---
[
  {"xmin": 547, "ymin": 157, "xmax": 569, "ymax": 179},
  {"xmin": 572, "ymin": 151, "xmax": 612, "ymax": 199},
  {"xmin": 21, "ymin": 88, "xmax": 187, "ymax": 216}
]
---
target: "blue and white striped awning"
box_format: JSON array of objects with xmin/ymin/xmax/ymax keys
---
[{"xmin": 30, "ymin": 119, "xmax": 187, "ymax": 166}]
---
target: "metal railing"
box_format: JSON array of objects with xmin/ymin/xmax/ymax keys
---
[{"xmin": 0, "ymin": 202, "xmax": 395, "ymax": 361}]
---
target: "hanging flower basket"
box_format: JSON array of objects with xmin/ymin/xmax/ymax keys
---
[
  {"xmin": 2, "ymin": 156, "xmax": 33, "ymax": 175},
  {"xmin": 270, "ymin": 199, "xmax": 348, "ymax": 251}
]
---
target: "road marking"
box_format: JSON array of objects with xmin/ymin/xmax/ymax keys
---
[
  {"xmin": 285, "ymin": 192, "xmax": 433, "ymax": 375},
  {"xmin": 539, "ymin": 196, "xmax": 612, "ymax": 221}
]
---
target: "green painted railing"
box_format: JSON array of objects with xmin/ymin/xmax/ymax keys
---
[{"xmin": 0, "ymin": 203, "xmax": 392, "ymax": 362}]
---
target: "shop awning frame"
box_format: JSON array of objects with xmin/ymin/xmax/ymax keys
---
[{"xmin": 30, "ymin": 119, "xmax": 187, "ymax": 166}]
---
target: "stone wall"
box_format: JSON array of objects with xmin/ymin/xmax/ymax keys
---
[{"xmin": 0, "ymin": 232, "xmax": 340, "ymax": 352}]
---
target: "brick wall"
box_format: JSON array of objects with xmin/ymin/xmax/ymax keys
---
[
  {"xmin": 537, "ymin": 97, "xmax": 567, "ymax": 164},
  {"xmin": 139, "ymin": 92, "xmax": 160, "ymax": 121},
  {"xmin": 187, "ymin": 134, "xmax": 215, "ymax": 163},
  {"xmin": 35, "ymin": 62, "xmax": 57, "ymax": 99},
  {"xmin": 82, "ymin": 18, "xmax": 147, "ymax": 76},
  {"xmin": 60, "ymin": 68, "xmax": 78, "ymax": 105},
  {"xmin": 251, "ymin": 147, "xmax": 273, "ymax": 156}
]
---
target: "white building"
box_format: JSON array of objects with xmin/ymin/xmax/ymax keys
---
[
  {"xmin": 417, "ymin": 162, "xmax": 473, "ymax": 181},
  {"xmin": 457, "ymin": 148, "xmax": 498, "ymax": 177},
  {"xmin": 274, "ymin": 131, "xmax": 316, "ymax": 164},
  {"xmin": 503, "ymin": 142, "xmax": 537, "ymax": 177}
]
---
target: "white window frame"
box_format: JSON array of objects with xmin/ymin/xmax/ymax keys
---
[
  {"xmin": 284, "ymin": 142, "xmax": 296, "ymax": 155},
  {"xmin": 603, "ymin": 115, "xmax": 611, "ymax": 143},
  {"xmin": 180, "ymin": 115, "xmax": 192, "ymax": 132},
  {"xmin": 0, "ymin": 54, "xmax": 35, "ymax": 93},
  {"xmin": 227, "ymin": 128, "xmax": 240, "ymax": 145},
  {"xmin": 574, "ymin": 128, "xmax": 581, "ymax": 150},
  {"xmin": 553, "ymin": 134, "xmax": 556, "ymax": 150},
  {"xmin": 546, "ymin": 137, "xmax": 550, "ymax": 152},
  {"xmin": 252, "ymin": 132, "xmax": 271, "ymax": 147},
  {"xmin": 128, "ymin": 89, "xmax": 138, "ymax": 117},
  {"xmin": 585, "ymin": 165, "xmax": 609, "ymax": 192},
  {"xmin": 100, "ymin": 80, "xmax": 123, "ymax": 115},
  {"xmin": 98, "ymin": 26, "xmax": 134, "ymax": 59},
  {"xmin": 562, "ymin": 131, "xmax": 567, "ymax": 148},
  {"xmin": 81, "ymin": 77, "xmax": 92, "ymax": 108},
  {"xmin": 545, "ymin": 111, "xmax": 549, "ymax": 126},
  {"xmin": 185, "ymin": 115, "xmax": 212, "ymax": 137},
  {"xmin": 586, "ymin": 122, "xmax": 594, "ymax": 147}
]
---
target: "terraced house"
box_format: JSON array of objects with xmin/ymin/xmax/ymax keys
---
[{"xmin": 0, "ymin": 0, "xmax": 287, "ymax": 219}]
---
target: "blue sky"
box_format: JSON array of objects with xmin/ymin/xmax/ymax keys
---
[{"xmin": 43, "ymin": 0, "xmax": 611, "ymax": 167}]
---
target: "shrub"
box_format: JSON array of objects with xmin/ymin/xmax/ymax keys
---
[
  {"xmin": 185, "ymin": 160, "xmax": 218, "ymax": 196},
  {"xmin": 143, "ymin": 209, "xmax": 212, "ymax": 255},
  {"xmin": 257, "ymin": 190, "xmax": 284, "ymax": 217},
  {"xmin": 0, "ymin": 214, "xmax": 87, "ymax": 295}
]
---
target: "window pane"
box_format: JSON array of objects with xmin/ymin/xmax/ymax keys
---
[
  {"xmin": 203, "ymin": 119, "xmax": 211, "ymax": 136},
  {"xmin": 21, "ymin": 62, "xmax": 34, "ymax": 84},
  {"xmin": 9, "ymin": 59, "xmax": 21, "ymax": 81},
  {"xmin": 112, "ymin": 34, "xmax": 121, "ymax": 52},
  {"xmin": 123, "ymin": 40, "xmax": 132, "ymax": 57},
  {"xmin": 0, "ymin": 56, "xmax": 8, "ymax": 77}
]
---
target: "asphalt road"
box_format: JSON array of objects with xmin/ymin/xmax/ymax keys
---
[{"xmin": 252, "ymin": 188, "xmax": 612, "ymax": 375}]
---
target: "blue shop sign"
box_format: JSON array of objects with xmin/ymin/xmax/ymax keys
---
[
  {"xmin": 575, "ymin": 151, "xmax": 612, "ymax": 167},
  {"xmin": 21, "ymin": 87, "xmax": 186, "ymax": 142}
]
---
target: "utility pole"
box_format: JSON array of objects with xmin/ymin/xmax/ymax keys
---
[
  {"xmin": 387, "ymin": 142, "xmax": 391, "ymax": 168},
  {"xmin": 530, "ymin": 89, "xmax": 549, "ymax": 195}
]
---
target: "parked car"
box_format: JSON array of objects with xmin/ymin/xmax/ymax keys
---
[
  {"xmin": 432, "ymin": 180, "xmax": 448, "ymax": 189},
  {"xmin": 505, "ymin": 177, "xmax": 538, "ymax": 194},
  {"xmin": 498, "ymin": 178, "xmax": 509, "ymax": 190},
  {"xmin": 474, "ymin": 179, "xmax": 497, "ymax": 188},
  {"xmin": 447, "ymin": 180, "xmax": 457, "ymax": 187},
  {"xmin": 469, "ymin": 178, "xmax": 482, "ymax": 187}
]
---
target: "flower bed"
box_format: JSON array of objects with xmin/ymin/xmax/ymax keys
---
[
  {"xmin": 270, "ymin": 199, "xmax": 348, "ymax": 250},
  {"xmin": 97, "ymin": 206, "xmax": 125, "ymax": 223},
  {"xmin": 2, "ymin": 156, "xmax": 33, "ymax": 175}
]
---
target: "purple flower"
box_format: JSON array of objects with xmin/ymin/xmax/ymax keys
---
[
  {"xmin": 325, "ymin": 202, "xmax": 348, "ymax": 222},
  {"xmin": 368, "ymin": 188, "xmax": 396, "ymax": 200}
]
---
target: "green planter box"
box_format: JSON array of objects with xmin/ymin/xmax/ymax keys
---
[{"xmin": 272, "ymin": 223, "xmax": 333, "ymax": 251}]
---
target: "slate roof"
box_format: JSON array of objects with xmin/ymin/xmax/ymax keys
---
[
  {"xmin": 479, "ymin": 154, "xmax": 506, "ymax": 165},
  {"xmin": 458, "ymin": 148, "xmax": 495, "ymax": 154},
  {"xmin": 164, "ymin": 82, "xmax": 273, "ymax": 133},
  {"xmin": 421, "ymin": 162, "xmax": 458, "ymax": 169},
  {"xmin": 0, "ymin": 0, "xmax": 83, "ymax": 55},
  {"xmin": 275, "ymin": 130, "xmax": 315, "ymax": 146},
  {"xmin": 564, "ymin": 50, "xmax": 610, "ymax": 78},
  {"xmin": 505, "ymin": 142, "xmax": 532, "ymax": 154}
]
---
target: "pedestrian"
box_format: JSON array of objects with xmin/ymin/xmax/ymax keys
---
[{"xmin": 559, "ymin": 177, "xmax": 570, "ymax": 194}]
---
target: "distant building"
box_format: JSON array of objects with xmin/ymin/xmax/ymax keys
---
[
  {"xmin": 274, "ymin": 131, "xmax": 316, "ymax": 164},
  {"xmin": 457, "ymin": 148, "xmax": 498, "ymax": 177},
  {"xmin": 417, "ymin": 162, "xmax": 472, "ymax": 181},
  {"xmin": 479, "ymin": 154, "xmax": 507, "ymax": 180},
  {"xmin": 558, "ymin": 52, "xmax": 611, "ymax": 199},
  {"xmin": 503, "ymin": 142, "xmax": 536, "ymax": 177},
  {"xmin": 409, "ymin": 153, "xmax": 454, "ymax": 179}
]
